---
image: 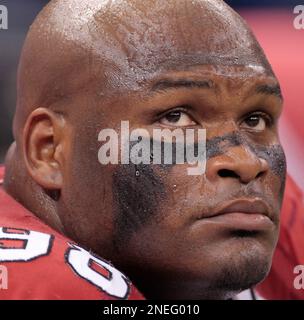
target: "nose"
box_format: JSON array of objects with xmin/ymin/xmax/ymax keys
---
[{"xmin": 206, "ymin": 144, "xmax": 269, "ymax": 184}]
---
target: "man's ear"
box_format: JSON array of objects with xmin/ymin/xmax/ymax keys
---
[{"xmin": 23, "ymin": 108, "xmax": 67, "ymax": 190}]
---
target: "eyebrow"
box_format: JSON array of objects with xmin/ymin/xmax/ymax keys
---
[
  {"xmin": 149, "ymin": 78, "xmax": 283, "ymax": 101},
  {"xmin": 255, "ymin": 84, "xmax": 283, "ymax": 101},
  {"xmin": 150, "ymin": 79, "xmax": 214, "ymax": 93}
]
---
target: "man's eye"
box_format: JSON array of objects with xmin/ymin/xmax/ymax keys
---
[
  {"xmin": 159, "ymin": 111, "xmax": 196, "ymax": 127},
  {"xmin": 241, "ymin": 114, "xmax": 268, "ymax": 131}
]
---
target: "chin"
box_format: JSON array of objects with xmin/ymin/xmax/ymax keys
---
[{"xmin": 206, "ymin": 236, "xmax": 274, "ymax": 295}]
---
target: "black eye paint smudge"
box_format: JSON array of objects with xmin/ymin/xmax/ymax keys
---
[
  {"xmin": 206, "ymin": 132, "xmax": 286, "ymax": 175},
  {"xmin": 129, "ymin": 138, "xmax": 205, "ymax": 171},
  {"xmin": 206, "ymin": 132, "xmax": 243, "ymax": 159},
  {"xmin": 129, "ymin": 133, "xmax": 287, "ymax": 180},
  {"xmin": 254, "ymin": 144, "xmax": 287, "ymax": 200},
  {"xmin": 254, "ymin": 144, "xmax": 287, "ymax": 177},
  {"xmin": 112, "ymin": 163, "xmax": 166, "ymax": 249},
  {"xmin": 157, "ymin": 130, "xmax": 286, "ymax": 198},
  {"xmin": 206, "ymin": 131, "xmax": 287, "ymax": 200}
]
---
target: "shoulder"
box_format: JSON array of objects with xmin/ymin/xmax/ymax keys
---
[
  {"xmin": 0, "ymin": 169, "xmax": 144, "ymax": 300},
  {"xmin": 0, "ymin": 226, "xmax": 143, "ymax": 299}
]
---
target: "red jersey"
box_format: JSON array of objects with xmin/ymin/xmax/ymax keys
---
[{"xmin": 0, "ymin": 166, "xmax": 144, "ymax": 300}]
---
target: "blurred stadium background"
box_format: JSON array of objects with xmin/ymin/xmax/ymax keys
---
[{"xmin": 0, "ymin": 0, "xmax": 303, "ymax": 190}]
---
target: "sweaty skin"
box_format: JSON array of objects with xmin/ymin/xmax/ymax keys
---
[{"xmin": 4, "ymin": 0, "xmax": 285, "ymax": 299}]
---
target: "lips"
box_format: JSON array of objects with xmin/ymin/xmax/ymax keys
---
[
  {"xmin": 214, "ymin": 199, "xmax": 273, "ymax": 221},
  {"xmin": 197, "ymin": 198, "xmax": 276, "ymax": 229}
]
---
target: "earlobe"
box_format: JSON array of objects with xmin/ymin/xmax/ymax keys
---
[{"xmin": 23, "ymin": 108, "xmax": 65, "ymax": 190}]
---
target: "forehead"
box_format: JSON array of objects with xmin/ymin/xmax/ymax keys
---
[
  {"xmin": 88, "ymin": 9, "xmax": 274, "ymax": 93},
  {"xmin": 46, "ymin": 0, "xmax": 276, "ymax": 99}
]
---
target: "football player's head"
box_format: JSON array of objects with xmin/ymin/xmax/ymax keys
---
[{"xmin": 5, "ymin": 0, "xmax": 286, "ymax": 299}]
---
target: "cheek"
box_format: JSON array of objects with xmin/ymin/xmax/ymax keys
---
[
  {"xmin": 255, "ymin": 144, "xmax": 287, "ymax": 177},
  {"xmin": 111, "ymin": 159, "xmax": 202, "ymax": 246},
  {"xmin": 254, "ymin": 144, "xmax": 287, "ymax": 201},
  {"xmin": 112, "ymin": 164, "xmax": 167, "ymax": 246}
]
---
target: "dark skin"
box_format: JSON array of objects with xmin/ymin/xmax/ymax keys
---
[{"xmin": 4, "ymin": 0, "xmax": 286, "ymax": 299}]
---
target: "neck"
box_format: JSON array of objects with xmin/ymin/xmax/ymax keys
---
[
  {"xmin": 112, "ymin": 264, "xmax": 239, "ymax": 300},
  {"xmin": 138, "ymin": 278, "xmax": 237, "ymax": 300}
]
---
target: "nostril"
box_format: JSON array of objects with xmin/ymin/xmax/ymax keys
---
[
  {"xmin": 256, "ymin": 171, "xmax": 264, "ymax": 179},
  {"xmin": 218, "ymin": 169, "xmax": 239, "ymax": 179}
]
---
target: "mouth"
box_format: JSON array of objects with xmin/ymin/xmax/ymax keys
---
[{"xmin": 196, "ymin": 199, "xmax": 276, "ymax": 232}]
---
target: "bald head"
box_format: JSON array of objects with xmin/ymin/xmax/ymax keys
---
[{"xmin": 15, "ymin": 0, "xmax": 273, "ymax": 135}]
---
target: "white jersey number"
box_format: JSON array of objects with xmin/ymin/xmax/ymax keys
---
[
  {"xmin": 0, "ymin": 227, "xmax": 53, "ymax": 262},
  {"xmin": 66, "ymin": 244, "xmax": 130, "ymax": 299}
]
